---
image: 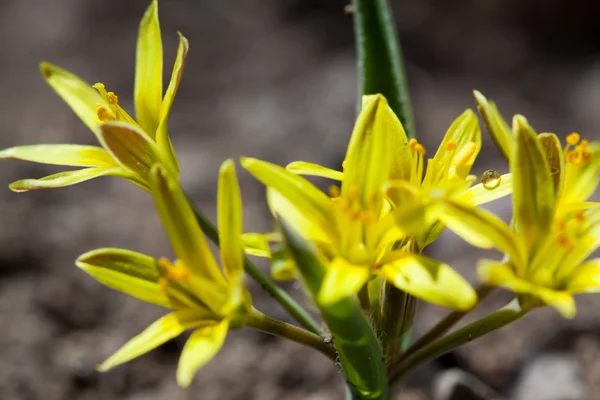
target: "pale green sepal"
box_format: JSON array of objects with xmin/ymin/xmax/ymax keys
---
[
  {"xmin": 512, "ymin": 116, "xmax": 555, "ymax": 247},
  {"xmin": 0, "ymin": 145, "xmax": 117, "ymax": 168},
  {"xmin": 97, "ymin": 309, "xmax": 211, "ymax": 372},
  {"xmin": 566, "ymin": 259, "xmax": 600, "ymax": 294},
  {"xmin": 98, "ymin": 121, "xmax": 166, "ymax": 184},
  {"xmin": 241, "ymin": 233, "xmax": 271, "ymax": 258},
  {"xmin": 135, "ymin": 0, "xmax": 163, "ymax": 136},
  {"xmin": 176, "ymin": 319, "xmax": 229, "ymax": 387},
  {"xmin": 465, "ymin": 173, "xmax": 512, "ymax": 206},
  {"xmin": 76, "ymin": 248, "xmax": 170, "ymax": 308},
  {"xmin": 474, "ymin": 90, "xmax": 512, "ymax": 161},
  {"xmin": 9, "ymin": 167, "xmax": 124, "ymax": 192},
  {"xmin": 538, "ymin": 133, "xmax": 564, "ymax": 201},
  {"xmin": 156, "ymin": 32, "xmax": 189, "ymax": 174},
  {"xmin": 439, "ymin": 199, "xmax": 525, "ymax": 267},
  {"xmin": 286, "ymin": 161, "xmax": 343, "ymax": 181},
  {"xmin": 342, "ymin": 94, "xmax": 394, "ymax": 213},
  {"xmin": 317, "ymin": 258, "xmax": 370, "ymax": 305},
  {"xmin": 217, "ymin": 159, "xmax": 244, "ymax": 284},
  {"xmin": 381, "ymin": 255, "xmax": 477, "ymax": 310},
  {"xmin": 40, "ymin": 62, "xmax": 108, "ymax": 135},
  {"xmin": 149, "ymin": 164, "xmax": 226, "ymax": 284},
  {"xmin": 241, "ymin": 157, "xmax": 335, "ymax": 240}
]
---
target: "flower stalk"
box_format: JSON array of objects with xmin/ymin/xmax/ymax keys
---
[{"xmin": 246, "ymin": 308, "xmax": 336, "ymax": 361}]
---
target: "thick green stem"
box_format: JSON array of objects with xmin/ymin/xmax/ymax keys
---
[
  {"xmin": 380, "ymin": 283, "xmax": 415, "ymax": 365},
  {"xmin": 281, "ymin": 219, "xmax": 389, "ymax": 399},
  {"xmin": 389, "ymin": 299, "xmax": 527, "ymax": 384},
  {"xmin": 353, "ymin": 0, "xmax": 415, "ymax": 138},
  {"xmin": 247, "ymin": 308, "xmax": 336, "ymax": 361},
  {"xmin": 398, "ymin": 285, "xmax": 495, "ymax": 362},
  {"xmin": 185, "ymin": 194, "xmax": 322, "ymax": 335}
]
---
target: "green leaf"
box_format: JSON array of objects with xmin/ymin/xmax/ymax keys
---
[{"xmin": 353, "ymin": 0, "xmax": 415, "ymax": 139}]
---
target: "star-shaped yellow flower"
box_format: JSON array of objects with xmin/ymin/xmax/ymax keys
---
[
  {"xmin": 76, "ymin": 161, "xmax": 250, "ymax": 387},
  {"xmin": 242, "ymin": 95, "xmax": 476, "ymax": 310},
  {"xmin": 0, "ymin": 0, "xmax": 186, "ymax": 191},
  {"xmin": 438, "ymin": 114, "xmax": 600, "ymax": 318}
]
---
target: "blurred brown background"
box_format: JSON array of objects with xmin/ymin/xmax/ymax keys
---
[{"xmin": 1, "ymin": 0, "xmax": 600, "ymax": 399}]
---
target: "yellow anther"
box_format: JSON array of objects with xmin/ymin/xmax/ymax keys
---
[
  {"xmin": 566, "ymin": 132, "xmax": 580, "ymax": 146},
  {"xmin": 167, "ymin": 268, "xmax": 189, "ymax": 282},
  {"xmin": 349, "ymin": 186, "xmax": 360, "ymax": 200},
  {"xmin": 566, "ymin": 149, "xmax": 583, "ymax": 165},
  {"xmin": 93, "ymin": 83, "xmax": 106, "ymax": 91},
  {"xmin": 572, "ymin": 209, "xmax": 586, "ymax": 222},
  {"xmin": 409, "ymin": 138, "xmax": 418, "ymax": 150},
  {"xmin": 452, "ymin": 142, "xmax": 476, "ymax": 168},
  {"xmin": 580, "ymin": 139, "xmax": 589, "ymax": 147},
  {"xmin": 556, "ymin": 234, "xmax": 575, "ymax": 251},
  {"xmin": 360, "ymin": 211, "xmax": 374, "ymax": 225},
  {"xmin": 414, "ymin": 143, "xmax": 427, "ymax": 155},
  {"xmin": 96, "ymin": 103, "xmax": 114, "ymax": 122},
  {"xmin": 328, "ymin": 185, "xmax": 340, "ymax": 198},
  {"xmin": 445, "ymin": 140, "xmax": 458, "ymax": 151},
  {"xmin": 106, "ymin": 92, "xmax": 119, "ymax": 105},
  {"xmin": 582, "ymin": 148, "xmax": 592, "ymax": 163},
  {"xmin": 158, "ymin": 257, "xmax": 172, "ymax": 271}
]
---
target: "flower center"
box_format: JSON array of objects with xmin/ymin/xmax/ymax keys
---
[{"xmin": 158, "ymin": 257, "xmax": 190, "ymax": 292}]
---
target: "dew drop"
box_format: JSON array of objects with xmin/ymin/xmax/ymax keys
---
[{"xmin": 481, "ymin": 170, "xmax": 501, "ymax": 190}]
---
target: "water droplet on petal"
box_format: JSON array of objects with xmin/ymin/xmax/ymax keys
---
[{"xmin": 481, "ymin": 170, "xmax": 501, "ymax": 190}]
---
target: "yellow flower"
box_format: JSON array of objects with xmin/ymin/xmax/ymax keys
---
[
  {"xmin": 76, "ymin": 161, "xmax": 250, "ymax": 387},
  {"xmin": 475, "ymin": 90, "xmax": 600, "ymax": 216},
  {"xmin": 242, "ymin": 95, "xmax": 476, "ymax": 310},
  {"xmin": 286, "ymin": 97, "xmax": 512, "ymax": 250},
  {"xmin": 0, "ymin": 0, "xmax": 187, "ymax": 191},
  {"xmin": 438, "ymin": 115, "xmax": 600, "ymax": 318}
]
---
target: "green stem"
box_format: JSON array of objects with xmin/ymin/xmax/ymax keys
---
[
  {"xmin": 398, "ymin": 285, "xmax": 495, "ymax": 362},
  {"xmin": 185, "ymin": 194, "xmax": 322, "ymax": 335},
  {"xmin": 353, "ymin": 0, "xmax": 416, "ymax": 138},
  {"xmin": 246, "ymin": 308, "xmax": 337, "ymax": 361},
  {"xmin": 389, "ymin": 299, "xmax": 527, "ymax": 384},
  {"xmin": 380, "ymin": 283, "xmax": 415, "ymax": 365}
]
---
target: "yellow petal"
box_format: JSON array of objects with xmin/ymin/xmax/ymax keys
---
[
  {"xmin": 76, "ymin": 248, "xmax": 170, "ymax": 308},
  {"xmin": 478, "ymin": 260, "xmax": 576, "ymax": 318},
  {"xmin": 40, "ymin": 62, "xmax": 108, "ymax": 134},
  {"xmin": 266, "ymin": 188, "xmax": 332, "ymax": 244},
  {"xmin": 135, "ymin": 0, "xmax": 163, "ymax": 136},
  {"xmin": 97, "ymin": 309, "xmax": 211, "ymax": 372},
  {"xmin": 473, "ymin": 90, "xmax": 512, "ymax": 161},
  {"xmin": 463, "ymin": 173, "xmax": 512, "ymax": 206},
  {"xmin": 342, "ymin": 94, "xmax": 395, "ymax": 213},
  {"xmin": 98, "ymin": 121, "xmax": 166, "ymax": 185},
  {"xmin": 176, "ymin": 319, "xmax": 229, "ymax": 387},
  {"xmin": 286, "ymin": 161, "xmax": 343, "ymax": 181},
  {"xmin": 566, "ymin": 259, "xmax": 600, "ymax": 294},
  {"xmin": 511, "ymin": 116, "xmax": 555, "ymax": 247},
  {"xmin": 426, "ymin": 109, "xmax": 481, "ymax": 182},
  {"xmin": 439, "ymin": 199, "xmax": 525, "ymax": 268},
  {"xmin": 538, "ymin": 133, "xmax": 564, "ymax": 201},
  {"xmin": 317, "ymin": 258, "xmax": 369, "ymax": 305},
  {"xmin": 156, "ymin": 32, "xmax": 189, "ymax": 173},
  {"xmin": 0, "ymin": 144, "xmax": 117, "ymax": 168},
  {"xmin": 381, "ymin": 254, "xmax": 477, "ymax": 310},
  {"xmin": 241, "ymin": 157, "xmax": 336, "ymax": 240},
  {"xmin": 218, "ymin": 160, "xmax": 244, "ymax": 284},
  {"xmin": 149, "ymin": 164, "xmax": 226, "ymax": 284},
  {"xmin": 8, "ymin": 167, "xmax": 125, "ymax": 192},
  {"xmin": 242, "ymin": 233, "xmax": 272, "ymax": 258}
]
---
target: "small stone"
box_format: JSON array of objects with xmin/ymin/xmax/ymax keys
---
[{"xmin": 433, "ymin": 368, "xmax": 501, "ymax": 400}]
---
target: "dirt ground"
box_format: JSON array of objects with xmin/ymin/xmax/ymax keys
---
[{"xmin": 1, "ymin": 1, "xmax": 600, "ymax": 399}]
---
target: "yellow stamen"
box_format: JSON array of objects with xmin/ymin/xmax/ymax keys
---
[
  {"xmin": 349, "ymin": 186, "xmax": 360, "ymax": 199},
  {"xmin": 159, "ymin": 277, "xmax": 169, "ymax": 292},
  {"xmin": 452, "ymin": 142, "xmax": 476, "ymax": 168},
  {"xmin": 409, "ymin": 138, "xmax": 418, "ymax": 151},
  {"xmin": 566, "ymin": 132, "xmax": 580, "ymax": 146},
  {"xmin": 96, "ymin": 104, "xmax": 114, "ymax": 122},
  {"xmin": 445, "ymin": 140, "xmax": 458, "ymax": 151},
  {"xmin": 106, "ymin": 92, "xmax": 119, "ymax": 105},
  {"xmin": 158, "ymin": 257, "xmax": 171, "ymax": 271},
  {"xmin": 167, "ymin": 268, "xmax": 190, "ymax": 282},
  {"xmin": 328, "ymin": 185, "xmax": 340, "ymax": 198},
  {"xmin": 414, "ymin": 143, "xmax": 427, "ymax": 156}
]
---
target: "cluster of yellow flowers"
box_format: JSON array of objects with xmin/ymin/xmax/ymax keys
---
[{"xmin": 2, "ymin": 0, "xmax": 600, "ymax": 389}]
